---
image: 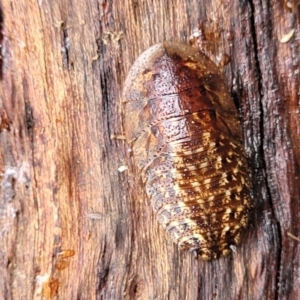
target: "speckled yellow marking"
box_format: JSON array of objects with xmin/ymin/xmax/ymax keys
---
[{"xmin": 123, "ymin": 42, "xmax": 252, "ymax": 260}]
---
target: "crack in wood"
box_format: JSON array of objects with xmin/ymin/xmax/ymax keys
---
[{"xmin": 60, "ymin": 22, "xmax": 70, "ymax": 70}]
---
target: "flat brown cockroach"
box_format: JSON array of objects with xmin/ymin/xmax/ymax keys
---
[{"xmin": 123, "ymin": 42, "xmax": 251, "ymax": 260}]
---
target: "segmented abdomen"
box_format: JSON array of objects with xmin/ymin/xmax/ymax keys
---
[{"xmin": 123, "ymin": 42, "xmax": 251, "ymax": 260}]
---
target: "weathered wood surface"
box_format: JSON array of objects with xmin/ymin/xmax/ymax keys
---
[{"xmin": 0, "ymin": 0, "xmax": 299, "ymax": 299}]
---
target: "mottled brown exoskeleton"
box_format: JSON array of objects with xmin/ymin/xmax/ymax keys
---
[{"xmin": 123, "ymin": 42, "xmax": 251, "ymax": 260}]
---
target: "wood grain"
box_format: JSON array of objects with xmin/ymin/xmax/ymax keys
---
[{"xmin": 0, "ymin": 0, "xmax": 299, "ymax": 299}]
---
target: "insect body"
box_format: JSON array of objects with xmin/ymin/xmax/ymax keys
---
[{"xmin": 123, "ymin": 42, "xmax": 251, "ymax": 260}]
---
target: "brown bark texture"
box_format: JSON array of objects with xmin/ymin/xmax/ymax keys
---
[{"xmin": 0, "ymin": 0, "xmax": 299, "ymax": 299}]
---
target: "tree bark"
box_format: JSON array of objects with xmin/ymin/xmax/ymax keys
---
[{"xmin": 0, "ymin": 0, "xmax": 299, "ymax": 299}]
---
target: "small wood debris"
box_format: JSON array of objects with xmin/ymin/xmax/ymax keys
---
[
  {"xmin": 102, "ymin": 30, "xmax": 123, "ymax": 47},
  {"xmin": 57, "ymin": 249, "xmax": 75, "ymax": 259},
  {"xmin": 280, "ymin": 29, "xmax": 295, "ymax": 43},
  {"xmin": 53, "ymin": 20, "xmax": 64, "ymax": 28},
  {"xmin": 110, "ymin": 134, "xmax": 126, "ymax": 140},
  {"xmin": 118, "ymin": 165, "xmax": 128, "ymax": 172},
  {"xmin": 86, "ymin": 213, "xmax": 103, "ymax": 219},
  {"xmin": 91, "ymin": 54, "xmax": 99, "ymax": 61},
  {"xmin": 287, "ymin": 232, "xmax": 300, "ymax": 242}
]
